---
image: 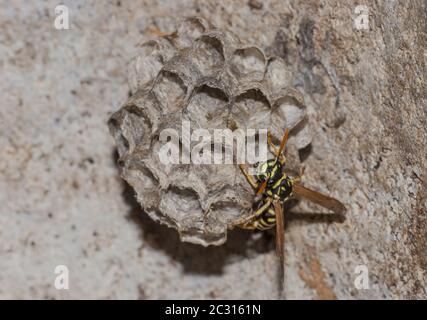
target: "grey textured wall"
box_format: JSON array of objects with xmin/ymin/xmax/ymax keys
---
[{"xmin": 0, "ymin": 0, "xmax": 425, "ymax": 299}]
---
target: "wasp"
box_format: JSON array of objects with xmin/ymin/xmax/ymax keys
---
[{"xmin": 233, "ymin": 129, "xmax": 346, "ymax": 284}]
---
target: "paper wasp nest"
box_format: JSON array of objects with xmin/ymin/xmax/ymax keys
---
[{"xmin": 109, "ymin": 17, "xmax": 311, "ymax": 246}]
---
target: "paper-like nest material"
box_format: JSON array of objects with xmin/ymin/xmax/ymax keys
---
[{"xmin": 108, "ymin": 17, "xmax": 311, "ymax": 246}]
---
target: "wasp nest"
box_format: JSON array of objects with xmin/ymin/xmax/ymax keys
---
[{"xmin": 109, "ymin": 17, "xmax": 311, "ymax": 246}]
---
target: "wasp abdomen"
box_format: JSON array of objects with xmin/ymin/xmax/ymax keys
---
[{"xmin": 266, "ymin": 174, "xmax": 293, "ymax": 200}]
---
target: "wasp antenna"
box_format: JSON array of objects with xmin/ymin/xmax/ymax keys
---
[
  {"xmin": 277, "ymin": 128, "xmax": 289, "ymax": 158},
  {"xmin": 256, "ymin": 180, "xmax": 267, "ymax": 195}
]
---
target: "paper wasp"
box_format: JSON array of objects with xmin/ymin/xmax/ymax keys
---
[{"xmin": 233, "ymin": 129, "xmax": 346, "ymax": 284}]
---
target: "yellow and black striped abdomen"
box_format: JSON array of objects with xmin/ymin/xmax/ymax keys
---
[
  {"xmin": 240, "ymin": 199, "xmax": 276, "ymax": 230},
  {"xmin": 255, "ymin": 204, "xmax": 276, "ymax": 230}
]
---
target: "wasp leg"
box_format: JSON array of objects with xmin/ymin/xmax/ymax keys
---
[
  {"xmin": 267, "ymin": 131, "xmax": 287, "ymax": 165},
  {"xmin": 240, "ymin": 163, "xmax": 267, "ymax": 195},
  {"xmin": 232, "ymin": 197, "xmax": 273, "ymax": 228},
  {"xmin": 239, "ymin": 164, "xmax": 259, "ymax": 190}
]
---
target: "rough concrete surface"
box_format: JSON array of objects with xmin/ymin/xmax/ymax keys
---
[{"xmin": 0, "ymin": 0, "xmax": 425, "ymax": 299}]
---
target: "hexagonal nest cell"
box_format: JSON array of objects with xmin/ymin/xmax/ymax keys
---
[{"xmin": 108, "ymin": 17, "xmax": 311, "ymax": 246}]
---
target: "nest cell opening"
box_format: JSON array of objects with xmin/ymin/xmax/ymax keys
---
[
  {"xmin": 152, "ymin": 71, "xmax": 187, "ymax": 113},
  {"xmin": 230, "ymin": 47, "xmax": 266, "ymax": 80},
  {"xmin": 230, "ymin": 89, "xmax": 271, "ymax": 130},
  {"xmin": 190, "ymin": 36, "xmax": 225, "ymax": 74},
  {"xmin": 160, "ymin": 186, "xmax": 202, "ymax": 223},
  {"xmin": 175, "ymin": 17, "xmax": 208, "ymax": 48},
  {"xmin": 185, "ymin": 85, "xmax": 229, "ymax": 129},
  {"xmin": 270, "ymin": 95, "xmax": 305, "ymax": 137}
]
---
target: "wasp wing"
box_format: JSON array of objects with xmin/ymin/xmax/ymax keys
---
[
  {"xmin": 293, "ymin": 184, "xmax": 346, "ymax": 214},
  {"xmin": 274, "ymin": 200, "xmax": 285, "ymax": 287}
]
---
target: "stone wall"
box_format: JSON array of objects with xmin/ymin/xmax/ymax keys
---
[{"xmin": 0, "ymin": 0, "xmax": 425, "ymax": 299}]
